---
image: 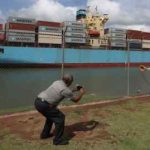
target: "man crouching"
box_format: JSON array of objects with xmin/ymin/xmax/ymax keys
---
[{"xmin": 34, "ymin": 74, "xmax": 85, "ymax": 145}]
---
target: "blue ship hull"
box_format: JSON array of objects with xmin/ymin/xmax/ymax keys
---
[{"xmin": 0, "ymin": 46, "xmax": 150, "ymax": 67}]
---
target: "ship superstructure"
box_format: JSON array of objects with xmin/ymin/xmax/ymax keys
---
[{"xmin": 76, "ymin": 7, "xmax": 109, "ymax": 48}]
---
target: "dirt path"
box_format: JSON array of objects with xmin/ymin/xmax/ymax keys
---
[{"xmin": 0, "ymin": 95, "xmax": 150, "ymax": 141}]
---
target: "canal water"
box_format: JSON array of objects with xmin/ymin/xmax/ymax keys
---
[{"xmin": 0, "ymin": 67, "xmax": 150, "ymax": 110}]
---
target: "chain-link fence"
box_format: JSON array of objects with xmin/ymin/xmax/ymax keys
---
[{"xmin": 1, "ymin": 33, "xmax": 150, "ymax": 112}]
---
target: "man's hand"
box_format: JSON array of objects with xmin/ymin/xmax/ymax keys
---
[
  {"xmin": 72, "ymin": 84, "xmax": 83, "ymax": 92},
  {"xmin": 79, "ymin": 88, "xmax": 85, "ymax": 94},
  {"xmin": 139, "ymin": 65, "xmax": 147, "ymax": 72},
  {"xmin": 71, "ymin": 86, "xmax": 85, "ymax": 103}
]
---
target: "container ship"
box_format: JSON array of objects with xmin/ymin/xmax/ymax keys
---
[{"xmin": 0, "ymin": 7, "xmax": 150, "ymax": 68}]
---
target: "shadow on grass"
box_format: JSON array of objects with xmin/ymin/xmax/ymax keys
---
[{"xmin": 64, "ymin": 120, "xmax": 99, "ymax": 141}]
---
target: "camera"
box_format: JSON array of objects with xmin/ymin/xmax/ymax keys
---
[{"xmin": 76, "ymin": 84, "xmax": 83, "ymax": 91}]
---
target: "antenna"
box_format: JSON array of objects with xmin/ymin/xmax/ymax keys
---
[
  {"xmin": 95, "ymin": 6, "xmax": 99, "ymax": 16},
  {"xmin": 95, "ymin": 6, "xmax": 98, "ymax": 12},
  {"xmin": 86, "ymin": 6, "xmax": 90, "ymax": 12}
]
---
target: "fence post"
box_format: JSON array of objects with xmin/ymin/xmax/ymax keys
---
[{"xmin": 127, "ymin": 40, "xmax": 130, "ymax": 97}]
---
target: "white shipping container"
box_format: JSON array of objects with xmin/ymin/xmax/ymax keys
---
[
  {"xmin": 66, "ymin": 27, "xmax": 85, "ymax": 33},
  {"xmin": 7, "ymin": 35, "xmax": 35, "ymax": 43},
  {"xmin": 8, "ymin": 16, "xmax": 36, "ymax": 24},
  {"xmin": 65, "ymin": 37, "xmax": 86, "ymax": 43},
  {"xmin": 108, "ymin": 28, "xmax": 126, "ymax": 34},
  {"xmin": 64, "ymin": 21, "xmax": 86, "ymax": 28},
  {"xmin": 142, "ymin": 43, "xmax": 150, "ymax": 49},
  {"xmin": 111, "ymin": 33, "xmax": 126, "ymax": 38},
  {"xmin": 38, "ymin": 35, "xmax": 62, "ymax": 44},
  {"xmin": 6, "ymin": 31, "xmax": 35, "ymax": 37},
  {"xmin": 38, "ymin": 26, "xmax": 62, "ymax": 33},
  {"xmin": 111, "ymin": 38, "xmax": 126, "ymax": 42},
  {"xmin": 65, "ymin": 32, "xmax": 86, "ymax": 38},
  {"xmin": 127, "ymin": 39, "xmax": 142, "ymax": 42},
  {"xmin": 6, "ymin": 29, "xmax": 35, "ymax": 33},
  {"xmin": 111, "ymin": 42, "xmax": 126, "ymax": 47},
  {"xmin": 38, "ymin": 31, "xmax": 62, "ymax": 36},
  {"xmin": 142, "ymin": 40, "xmax": 150, "ymax": 49},
  {"xmin": 0, "ymin": 30, "xmax": 4, "ymax": 34},
  {"xmin": 142, "ymin": 40, "xmax": 150, "ymax": 43},
  {"xmin": 105, "ymin": 34, "xmax": 126, "ymax": 40}
]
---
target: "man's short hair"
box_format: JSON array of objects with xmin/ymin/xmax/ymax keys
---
[{"xmin": 62, "ymin": 74, "xmax": 73, "ymax": 85}]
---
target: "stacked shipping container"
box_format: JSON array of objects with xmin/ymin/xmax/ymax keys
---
[
  {"xmin": 0, "ymin": 24, "xmax": 3, "ymax": 30},
  {"xmin": 37, "ymin": 21, "xmax": 62, "ymax": 45},
  {"xmin": 64, "ymin": 21, "xmax": 86, "ymax": 44},
  {"xmin": 0, "ymin": 24, "xmax": 4, "ymax": 44},
  {"xmin": 105, "ymin": 28, "xmax": 126, "ymax": 49},
  {"xmin": 1, "ymin": 16, "xmax": 150, "ymax": 50},
  {"xmin": 127, "ymin": 30, "xmax": 142, "ymax": 49},
  {"xmin": 142, "ymin": 32, "xmax": 150, "ymax": 49},
  {"xmin": 6, "ymin": 17, "xmax": 36, "ymax": 43}
]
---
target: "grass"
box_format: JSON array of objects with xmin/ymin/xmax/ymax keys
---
[
  {"xmin": 0, "ymin": 99, "xmax": 150, "ymax": 150},
  {"xmin": 100, "ymin": 99, "xmax": 150, "ymax": 150},
  {"xmin": 0, "ymin": 106, "xmax": 34, "ymax": 115},
  {"xmin": 0, "ymin": 94, "xmax": 117, "ymax": 115},
  {"xmin": 61, "ymin": 93, "xmax": 118, "ymax": 106}
]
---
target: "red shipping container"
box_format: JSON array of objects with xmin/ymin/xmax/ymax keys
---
[
  {"xmin": 8, "ymin": 23, "xmax": 36, "ymax": 31},
  {"xmin": 0, "ymin": 24, "xmax": 3, "ymax": 30},
  {"xmin": 142, "ymin": 32, "xmax": 150, "ymax": 40},
  {"xmin": 0, "ymin": 34, "xmax": 4, "ymax": 40},
  {"xmin": 127, "ymin": 30, "xmax": 142, "ymax": 39},
  {"xmin": 37, "ymin": 21, "xmax": 61, "ymax": 27}
]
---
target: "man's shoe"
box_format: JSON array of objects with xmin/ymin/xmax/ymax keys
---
[
  {"xmin": 53, "ymin": 140, "xmax": 69, "ymax": 145},
  {"xmin": 40, "ymin": 133, "xmax": 53, "ymax": 139}
]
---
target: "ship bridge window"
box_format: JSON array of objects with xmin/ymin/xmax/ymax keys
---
[{"xmin": 0, "ymin": 48, "xmax": 4, "ymax": 54}]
